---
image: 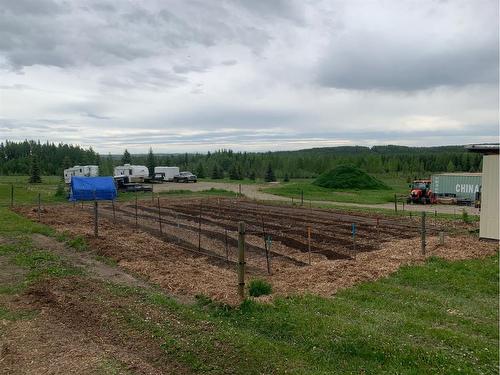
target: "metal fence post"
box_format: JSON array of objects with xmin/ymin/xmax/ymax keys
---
[
  {"xmin": 238, "ymin": 222, "xmax": 246, "ymax": 300},
  {"xmin": 135, "ymin": 191, "xmax": 138, "ymax": 229},
  {"xmin": 94, "ymin": 200, "xmax": 98, "ymax": 238},
  {"xmin": 157, "ymin": 197, "xmax": 162, "ymax": 234},
  {"xmin": 307, "ymin": 226, "xmax": 312, "ymax": 265}
]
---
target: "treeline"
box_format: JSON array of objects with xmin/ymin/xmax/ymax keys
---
[
  {"xmin": 0, "ymin": 140, "xmax": 100, "ymax": 175},
  {"xmin": 128, "ymin": 145, "xmax": 482, "ymax": 180},
  {"xmin": 0, "ymin": 140, "xmax": 482, "ymax": 179}
]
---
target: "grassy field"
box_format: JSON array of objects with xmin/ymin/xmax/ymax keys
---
[
  {"xmin": 0, "ymin": 176, "xmax": 239, "ymax": 206},
  {"xmin": 0, "ymin": 207, "xmax": 497, "ymax": 373},
  {"xmin": 0, "ymin": 175, "xmax": 66, "ymax": 207},
  {"xmin": 262, "ymin": 175, "xmax": 409, "ymax": 204}
]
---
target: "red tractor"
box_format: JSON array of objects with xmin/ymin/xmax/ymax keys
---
[{"xmin": 407, "ymin": 179, "xmax": 437, "ymax": 204}]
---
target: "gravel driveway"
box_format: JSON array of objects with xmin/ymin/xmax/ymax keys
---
[{"xmin": 153, "ymin": 181, "xmax": 480, "ymax": 215}]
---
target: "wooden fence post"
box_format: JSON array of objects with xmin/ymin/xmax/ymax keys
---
[
  {"xmin": 238, "ymin": 222, "xmax": 246, "ymax": 300},
  {"xmin": 37, "ymin": 193, "xmax": 41, "ymax": 222},
  {"xmin": 239, "ymin": 184, "xmax": 242, "ymax": 197},
  {"xmin": 10, "ymin": 184, "xmax": 13, "ymax": 208},
  {"xmin": 157, "ymin": 197, "xmax": 162, "ymax": 234},
  {"xmin": 394, "ymin": 194, "xmax": 398, "ymax": 213},
  {"xmin": 301, "ymin": 190, "xmax": 304, "ymax": 206},
  {"xmin": 421, "ymin": 211, "xmax": 426, "ymax": 255}
]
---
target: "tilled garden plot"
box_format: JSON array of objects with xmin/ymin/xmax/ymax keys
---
[{"xmin": 15, "ymin": 198, "xmax": 497, "ymax": 304}]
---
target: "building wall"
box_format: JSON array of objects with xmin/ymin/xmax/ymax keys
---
[
  {"xmin": 431, "ymin": 173, "xmax": 482, "ymax": 200},
  {"xmin": 479, "ymin": 155, "xmax": 499, "ymax": 240}
]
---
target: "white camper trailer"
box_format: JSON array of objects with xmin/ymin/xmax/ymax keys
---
[
  {"xmin": 113, "ymin": 164, "xmax": 149, "ymax": 183},
  {"xmin": 154, "ymin": 166, "xmax": 180, "ymax": 181},
  {"xmin": 64, "ymin": 165, "xmax": 99, "ymax": 184}
]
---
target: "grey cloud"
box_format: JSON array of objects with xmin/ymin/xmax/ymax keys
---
[
  {"xmin": 1, "ymin": 0, "xmax": 66, "ymax": 15},
  {"xmin": 0, "ymin": 0, "xmax": 272, "ymax": 70},
  {"xmin": 317, "ymin": 33, "xmax": 499, "ymax": 91},
  {"xmin": 221, "ymin": 59, "xmax": 237, "ymax": 66},
  {"xmin": 100, "ymin": 68, "xmax": 186, "ymax": 90}
]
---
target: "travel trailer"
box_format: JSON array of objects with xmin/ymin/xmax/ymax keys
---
[
  {"xmin": 64, "ymin": 165, "xmax": 99, "ymax": 184},
  {"xmin": 113, "ymin": 164, "xmax": 149, "ymax": 183}
]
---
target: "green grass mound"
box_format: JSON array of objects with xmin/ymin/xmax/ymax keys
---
[
  {"xmin": 248, "ymin": 279, "xmax": 272, "ymax": 297},
  {"xmin": 313, "ymin": 165, "xmax": 389, "ymax": 190}
]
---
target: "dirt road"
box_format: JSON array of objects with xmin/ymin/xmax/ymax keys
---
[{"xmin": 153, "ymin": 181, "xmax": 480, "ymax": 215}]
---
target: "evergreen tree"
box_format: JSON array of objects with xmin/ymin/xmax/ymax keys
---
[
  {"xmin": 104, "ymin": 153, "xmax": 114, "ymax": 176},
  {"xmin": 264, "ymin": 163, "xmax": 276, "ymax": 182},
  {"xmin": 146, "ymin": 147, "xmax": 156, "ymax": 177},
  {"xmin": 195, "ymin": 162, "xmax": 205, "ymax": 178},
  {"xmin": 211, "ymin": 164, "xmax": 222, "ymax": 179},
  {"xmin": 29, "ymin": 154, "xmax": 42, "ymax": 183},
  {"xmin": 122, "ymin": 149, "xmax": 132, "ymax": 164},
  {"xmin": 283, "ymin": 173, "xmax": 290, "ymax": 182},
  {"xmin": 447, "ymin": 160, "xmax": 455, "ymax": 172},
  {"xmin": 62, "ymin": 155, "xmax": 72, "ymax": 170},
  {"xmin": 249, "ymin": 171, "xmax": 256, "ymax": 181},
  {"xmin": 229, "ymin": 164, "xmax": 242, "ymax": 180}
]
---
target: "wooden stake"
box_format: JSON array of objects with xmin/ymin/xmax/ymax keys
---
[
  {"xmin": 239, "ymin": 183, "xmax": 242, "ymax": 197},
  {"xmin": 301, "ymin": 190, "xmax": 304, "ymax": 206},
  {"xmin": 421, "ymin": 211, "xmax": 426, "ymax": 255},
  {"xmin": 225, "ymin": 228, "xmax": 229, "ymax": 261},
  {"xmin": 10, "ymin": 184, "xmax": 13, "ymax": 208},
  {"xmin": 307, "ymin": 226, "xmax": 311, "ymax": 265},
  {"xmin": 352, "ymin": 223, "xmax": 357, "ymax": 259},
  {"xmin": 261, "ymin": 217, "xmax": 271, "ymax": 275},
  {"xmin": 94, "ymin": 200, "xmax": 98, "ymax": 238},
  {"xmin": 198, "ymin": 199, "xmax": 202, "ymax": 251},
  {"xmin": 135, "ymin": 191, "xmax": 138, "ymax": 229},
  {"xmin": 238, "ymin": 222, "xmax": 246, "ymax": 300},
  {"xmin": 37, "ymin": 193, "xmax": 41, "ymax": 222},
  {"xmin": 394, "ymin": 194, "xmax": 397, "ymax": 212},
  {"xmin": 157, "ymin": 197, "xmax": 162, "ymax": 234}
]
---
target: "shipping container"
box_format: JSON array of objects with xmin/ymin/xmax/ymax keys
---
[{"xmin": 431, "ymin": 173, "xmax": 482, "ymax": 201}]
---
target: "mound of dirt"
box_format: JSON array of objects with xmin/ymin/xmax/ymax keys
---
[{"xmin": 313, "ymin": 165, "xmax": 389, "ymax": 190}]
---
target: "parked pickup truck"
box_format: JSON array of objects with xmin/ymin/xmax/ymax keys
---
[{"xmin": 173, "ymin": 171, "xmax": 197, "ymax": 183}]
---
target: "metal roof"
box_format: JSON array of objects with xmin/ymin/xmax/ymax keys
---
[{"xmin": 465, "ymin": 143, "xmax": 500, "ymax": 154}]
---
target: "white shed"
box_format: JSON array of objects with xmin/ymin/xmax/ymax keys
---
[{"xmin": 467, "ymin": 144, "xmax": 499, "ymax": 241}]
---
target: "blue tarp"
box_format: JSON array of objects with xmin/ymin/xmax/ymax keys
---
[{"xmin": 70, "ymin": 176, "xmax": 117, "ymax": 201}]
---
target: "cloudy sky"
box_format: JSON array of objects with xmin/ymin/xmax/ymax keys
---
[{"xmin": 0, "ymin": 0, "xmax": 498, "ymax": 153}]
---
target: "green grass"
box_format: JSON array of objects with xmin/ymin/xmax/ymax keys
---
[
  {"xmin": 0, "ymin": 175, "xmax": 66, "ymax": 207},
  {"xmin": 263, "ymin": 174, "xmax": 419, "ymax": 205},
  {"xmin": 263, "ymin": 181, "xmax": 406, "ymax": 204},
  {"xmin": 106, "ymin": 254, "xmax": 498, "ymax": 374}
]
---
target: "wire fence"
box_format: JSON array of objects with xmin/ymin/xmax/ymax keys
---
[{"xmin": 15, "ymin": 190, "xmax": 463, "ymax": 277}]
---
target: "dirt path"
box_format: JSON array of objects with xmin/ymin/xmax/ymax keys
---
[{"xmin": 153, "ymin": 181, "xmax": 480, "ymax": 215}]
